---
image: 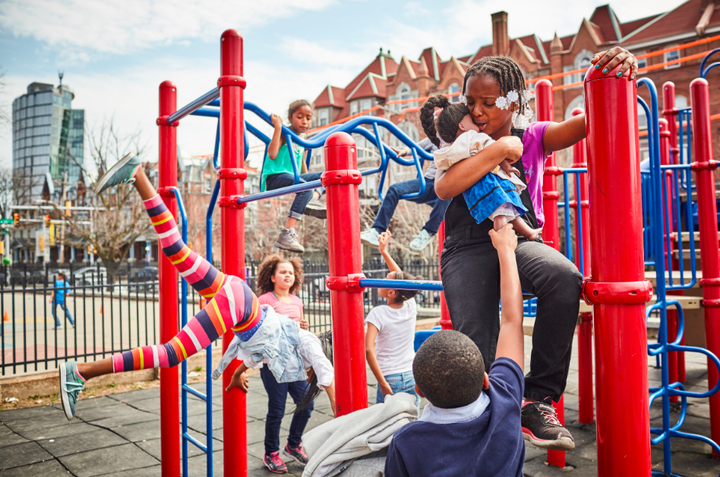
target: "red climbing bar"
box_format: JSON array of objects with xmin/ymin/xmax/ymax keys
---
[
  {"xmin": 571, "ymin": 107, "xmax": 594, "ymax": 424},
  {"xmin": 660, "ymin": 119, "xmax": 681, "ymax": 403},
  {"xmin": 662, "ymin": 82, "xmax": 687, "ymax": 383},
  {"xmin": 323, "ymin": 132, "xmax": 368, "ymax": 416},
  {"xmin": 219, "ymin": 29, "xmax": 248, "ymax": 477},
  {"xmin": 158, "ymin": 80, "xmax": 181, "ymax": 477},
  {"xmin": 536, "ymin": 79, "xmax": 566, "ymax": 469},
  {"xmin": 584, "ymin": 66, "xmax": 651, "ymax": 476},
  {"xmin": 690, "ymin": 78, "xmax": 720, "ymax": 459},
  {"xmin": 437, "ymin": 222, "xmax": 452, "ymax": 330}
]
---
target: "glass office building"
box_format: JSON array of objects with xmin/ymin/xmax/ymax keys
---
[{"xmin": 12, "ymin": 82, "xmax": 85, "ymax": 200}]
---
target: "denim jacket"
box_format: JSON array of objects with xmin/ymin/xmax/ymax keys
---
[{"xmin": 212, "ymin": 305, "xmax": 307, "ymax": 383}]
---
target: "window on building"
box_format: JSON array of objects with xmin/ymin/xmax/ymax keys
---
[
  {"xmin": 448, "ymin": 83, "xmax": 460, "ymax": 103},
  {"xmin": 350, "ymin": 101, "xmax": 359, "ymax": 116},
  {"xmin": 318, "ymin": 108, "xmax": 329, "ymax": 126},
  {"xmin": 665, "ymin": 48, "xmax": 681, "ymax": 69},
  {"xmin": 637, "ymin": 52, "xmax": 647, "ymax": 71},
  {"xmin": 204, "ymin": 176, "xmax": 212, "ymax": 194},
  {"xmin": 398, "ymin": 84, "xmax": 411, "ymax": 110},
  {"xmin": 360, "ymin": 98, "xmax": 373, "ymax": 113}
]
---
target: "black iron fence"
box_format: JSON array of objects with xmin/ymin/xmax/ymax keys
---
[{"xmin": 1, "ymin": 259, "xmax": 439, "ymax": 376}]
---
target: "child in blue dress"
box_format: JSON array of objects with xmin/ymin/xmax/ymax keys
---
[{"xmin": 420, "ymin": 95, "xmax": 541, "ymax": 241}]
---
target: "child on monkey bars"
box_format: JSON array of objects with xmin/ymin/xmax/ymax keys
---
[
  {"xmin": 421, "ymin": 95, "xmax": 541, "ymax": 241},
  {"xmin": 57, "ymin": 153, "xmax": 336, "ymax": 421}
]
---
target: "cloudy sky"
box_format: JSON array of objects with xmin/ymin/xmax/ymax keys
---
[{"xmin": 0, "ymin": 0, "xmax": 682, "ymax": 171}]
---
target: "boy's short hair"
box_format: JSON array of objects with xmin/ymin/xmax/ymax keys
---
[
  {"xmin": 57, "ymin": 272, "xmax": 64, "ymax": 279},
  {"xmin": 413, "ymin": 330, "xmax": 485, "ymax": 409}
]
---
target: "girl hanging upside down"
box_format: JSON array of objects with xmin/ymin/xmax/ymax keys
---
[
  {"xmin": 58, "ymin": 153, "xmax": 336, "ymax": 421},
  {"xmin": 420, "ymin": 94, "xmax": 541, "ymax": 241}
]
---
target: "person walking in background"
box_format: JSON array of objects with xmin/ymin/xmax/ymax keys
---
[
  {"xmin": 51, "ymin": 272, "xmax": 74, "ymax": 329},
  {"xmin": 360, "ymin": 138, "xmax": 449, "ymax": 252}
]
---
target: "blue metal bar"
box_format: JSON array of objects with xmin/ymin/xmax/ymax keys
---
[
  {"xmin": 170, "ymin": 188, "xmax": 190, "ymax": 477},
  {"xmin": 638, "ymin": 79, "xmax": 674, "ymax": 474},
  {"xmin": 701, "ymin": 62, "xmax": 720, "ymax": 79},
  {"xmin": 171, "ymin": 187, "xmax": 213, "ymax": 477},
  {"xmin": 183, "ymin": 432, "xmax": 209, "ymax": 453},
  {"xmin": 168, "ymin": 88, "xmax": 220, "ymax": 125},
  {"xmin": 358, "ymin": 278, "xmax": 444, "ymax": 291},
  {"xmin": 182, "ymin": 383, "xmax": 207, "ymax": 401},
  {"xmin": 238, "ymin": 179, "xmax": 321, "ymax": 206},
  {"xmin": 699, "ymin": 48, "xmax": 720, "ymax": 76},
  {"xmin": 285, "ymin": 134, "xmax": 300, "ymax": 184},
  {"xmin": 212, "ymin": 120, "xmax": 220, "ymax": 170},
  {"xmin": 562, "ymin": 171, "xmax": 572, "ymax": 261}
]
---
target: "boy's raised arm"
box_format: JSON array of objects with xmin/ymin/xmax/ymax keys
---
[{"xmin": 489, "ymin": 224, "xmax": 525, "ymax": 371}]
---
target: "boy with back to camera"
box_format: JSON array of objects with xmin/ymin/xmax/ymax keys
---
[{"xmin": 384, "ymin": 223, "xmax": 526, "ymax": 477}]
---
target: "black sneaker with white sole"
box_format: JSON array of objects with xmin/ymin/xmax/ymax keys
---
[{"xmin": 521, "ymin": 401, "xmax": 575, "ymax": 451}]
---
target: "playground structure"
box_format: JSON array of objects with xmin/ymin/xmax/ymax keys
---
[{"xmin": 149, "ymin": 30, "xmax": 720, "ymax": 477}]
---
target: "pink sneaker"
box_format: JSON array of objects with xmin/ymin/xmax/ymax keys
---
[
  {"xmin": 283, "ymin": 443, "xmax": 309, "ymax": 465},
  {"xmin": 263, "ymin": 451, "xmax": 288, "ymax": 474}
]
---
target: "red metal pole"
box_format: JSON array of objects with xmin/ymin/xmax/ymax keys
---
[
  {"xmin": 663, "ymin": 83, "xmax": 687, "ymax": 383},
  {"xmin": 660, "ymin": 119, "xmax": 680, "ymax": 402},
  {"xmin": 219, "ymin": 29, "xmax": 247, "ymax": 477},
  {"xmin": 571, "ymin": 108, "xmax": 594, "ymax": 424},
  {"xmin": 584, "ymin": 66, "xmax": 651, "ymax": 476},
  {"xmin": 158, "ymin": 80, "xmax": 181, "ymax": 477},
  {"xmin": 437, "ymin": 221, "xmax": 452, "ymax": 330},
  {"xmin": 690, "ymin": 78, "xmax": 720, "ymax": 460},
  {"xmin": 323, "ymin": 132, "xmax": 368, "ymax": 416},
  {"xmin": 536, "ymin": 79, "xmax": 565, "ymax": 468}
]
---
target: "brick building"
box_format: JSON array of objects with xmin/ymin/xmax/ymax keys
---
[{"xmin": 312, "ymin": 0, "xmax": 720, "ymax": 179}]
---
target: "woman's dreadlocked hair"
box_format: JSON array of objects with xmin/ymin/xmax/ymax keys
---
[
  {"xmin": 420, "ymin": 95, "xmax": 470, "ymax": 148},
  {"xmin": 294, "ymin": 330, "xmax": 333, "ymax": 414},
  {"xmin": 463, "ymin": 56, "xmax": 530, "ymax": 117}
]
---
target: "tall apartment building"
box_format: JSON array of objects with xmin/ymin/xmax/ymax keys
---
[{"xmin": 12, "ymin": 79, "xmax": 85, "ymax": 201}]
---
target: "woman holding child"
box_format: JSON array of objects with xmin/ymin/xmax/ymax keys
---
[{"xmin": 429, "ymin": 48, "xmax": 638, "ymax": 451}]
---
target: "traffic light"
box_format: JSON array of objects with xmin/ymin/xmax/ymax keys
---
[
  {"xmin": 44, "ymin": 215, "xmax": 50, "ymax": 227},
  {"xmin": 39, "ymin": 235, "xmax": 44, "ymax": 250},
  {"xmin": 13, "ymin": 213, "xmax": 18, "ymax": 226},
  {"xmin": 65, "ymin": 200, "xmax": 71, "ymax": 217}
]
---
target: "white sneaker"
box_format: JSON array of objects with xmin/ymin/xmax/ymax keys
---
[
  {"xmin": 409, "ymin": 229, "xmax": 434, "ymax": 251},
  {"xmin": 274, "ymin": 228, "xmax": 305, "ymax": 253},
  {"xmin": 360, "ymin": 228, "xmax": 381, "ymax": 247}
]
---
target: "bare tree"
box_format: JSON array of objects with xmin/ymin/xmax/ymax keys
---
[{"xmin": 58, "ymin": 119, "xmax": 151, "ymax": 265}]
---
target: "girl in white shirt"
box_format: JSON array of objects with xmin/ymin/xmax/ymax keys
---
[{"xmin": 365, "ymin": 232, "xmax": 421, "ymax": 408}]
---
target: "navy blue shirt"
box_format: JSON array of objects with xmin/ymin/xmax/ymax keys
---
[{"xmin": 385, "ymin": 358, "xmax": 525, "ymax": 477}]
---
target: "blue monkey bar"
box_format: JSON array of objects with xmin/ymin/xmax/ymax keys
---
[{"xmin": 168, "ymin": 187, "xmax": 214, "ymax": 477}]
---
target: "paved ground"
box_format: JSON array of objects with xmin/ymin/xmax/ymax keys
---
[{"xmin": 1, "ymin": 335, "xmax": 719, "ymax": 476}]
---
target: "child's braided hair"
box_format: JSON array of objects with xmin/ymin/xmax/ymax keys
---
[
  {"xmin": 462, "ymin": 56, "xmax": 531, "ymax": 118},
  {"xmin": 420, "ymin": 95, "xmax": 470, "ymax": 148}
]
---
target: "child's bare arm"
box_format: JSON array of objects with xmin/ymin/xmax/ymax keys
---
[
  {"xmin": 489, "ymin": 224, "xmax": 525, "ymax": 371},
  {"xmin": 378, "ymin": 232, "xmax": 401, "ymax": 272},
  {"xmin": 267, "ymin": 114, "xmax": 284, "ymax": 160},
  {"xmin": 225, "ymin": 362, "xmax": 250, "ymax": 392},
  {"xmin": 365, "ymin": 323, "xmax": 393, "ymax": 395}
]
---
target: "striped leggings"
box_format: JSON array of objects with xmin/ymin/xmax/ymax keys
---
[{"xmin": 111, "ymin": 195, "xmax": 260, "ymax": 373}]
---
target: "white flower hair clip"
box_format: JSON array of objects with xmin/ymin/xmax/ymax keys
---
[
  {"xmin": 493, "ymin": 89, "xmax": 535, "ymax": 128},
  {"xmin": 459, "ymin": 94, "xmax": 467, "ymax": 105}
]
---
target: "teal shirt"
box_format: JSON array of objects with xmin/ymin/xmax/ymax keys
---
[{"xmin": 260, "ymin": 142, "xmax": 304, "ymax": 192}]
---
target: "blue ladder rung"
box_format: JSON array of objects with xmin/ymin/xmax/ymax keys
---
[
  {"xmin": 182, "ymin": 432, "xmax": 209, "ymax": 453},
  {"xmin": 182, "ymin": 384, "xmax": 208, "ymax": 401}
]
